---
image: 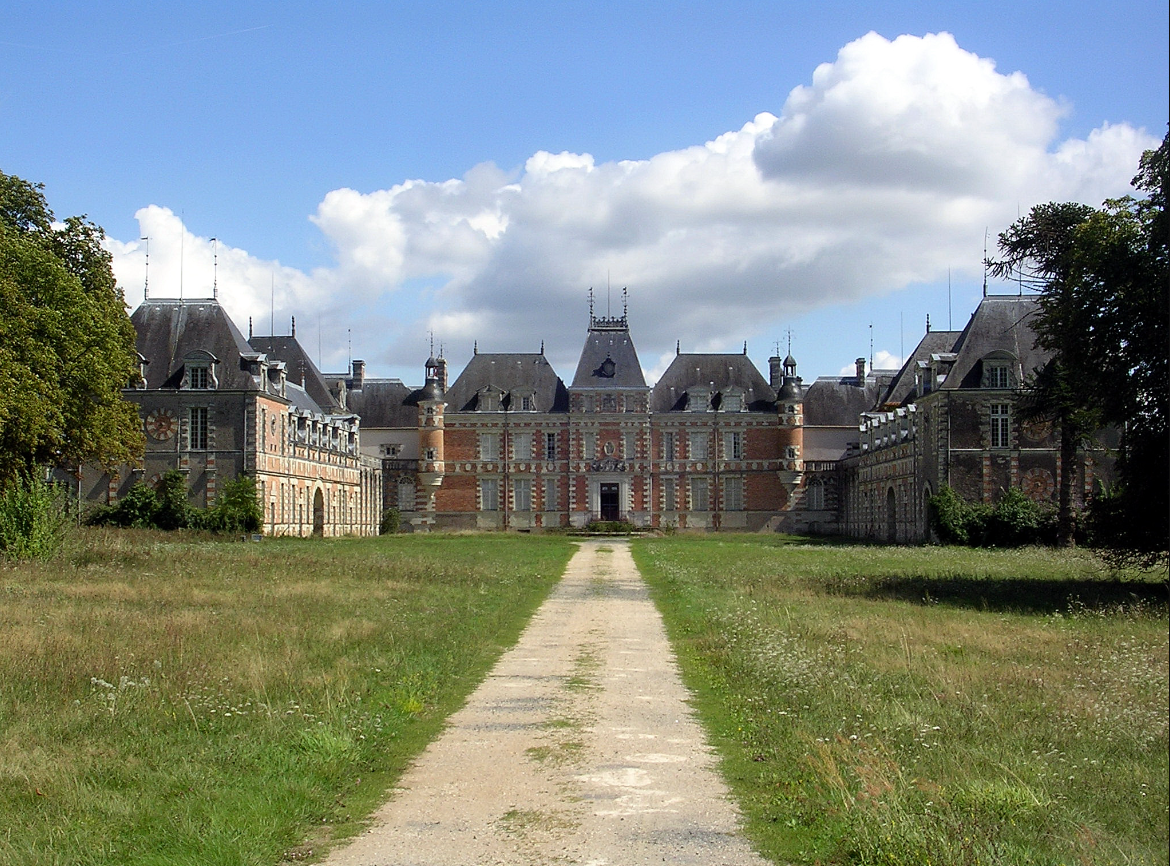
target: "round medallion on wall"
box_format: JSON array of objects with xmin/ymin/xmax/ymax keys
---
[
  {"xmin": 145, "ymin": 408, "xmax": 177, "ymax": 441},
  {"xmin": 1021, "ymin": 467, "xmax": 1055, "ymax": 503},
  {"xmin": 1021, "ymin": 418, "xmax": 1052, "ymax": 442}
]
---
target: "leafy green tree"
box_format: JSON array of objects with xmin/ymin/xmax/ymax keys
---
[
  {"xmin": 989, "ymin": 202, "xmax": 1100, "ymax": 547},
  {"xmin": 989, "ymin": 131, "xmax": 1169, "ymax": 565},
  {"xmin": 1067, "ymin": 133, "xmax": 1169, "ymax": 566},
  {"xmin": 0, "ymin": 172, "xmax": 143, "ymax": 489}
]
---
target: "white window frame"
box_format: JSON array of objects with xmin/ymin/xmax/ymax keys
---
[
  {"xmin": 513, "ymin": 478, "xmax": 532, "ymax": 512},
  {"xmin": 189, "ymin": 406, "xmax": 208, "ymax": 450},
  {"xmin": 511, "ymin": 431, "xmax": 532, "ymax": 460},
  {"xmin": 990, "ymin": 403, "xmax": 1011, "ymax": 449},
  {"xmin": 723, "ymin": 476, "xmax": 744, "ymax": 511},
  {"xmin": 480, "ymin": 478, "xmax": 499, "ymax": 511},
  {"xmin": 689, "ymin": 431, "xmax": 709, "ymax": 460},
  {"xmin": 661, "ymin": 431, "xmax": 675, "ymax": 460},
  {"xmin": 479, "ymin": 432, "xmax": 500, "ymax": 461}
]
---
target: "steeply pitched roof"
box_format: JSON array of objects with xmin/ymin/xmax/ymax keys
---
[
  {"xmin": 343, "ymin": 379, "xmax": 418, "ymax": 428},
  {"xmin": 131, "ymin": 299, "xmax": 257, "ymax": 390},
  {"xmin": 803, "ymin": 373, "xmax": 894, "ymax": 426},
  {"xmin": 651, "ymin": 353, "xmax": 776, "ymax": 412},
  {"xmin": 878, "ymin": 330, "xmax": 962, "ymax": 407},
  {"xmin": 248, "ymin": 335, "xmax": 340, "ymax": 412},
  {"xmin": 445, "ymin": 352, "xmax": 570, "ymax": 413},
  {"xmin": 944, "ymin": 295, "xmax": 1045, "ymax": 389},
  {"xmin": 570, "ymin": 321, "xmax": 648, "ymax": 390}
]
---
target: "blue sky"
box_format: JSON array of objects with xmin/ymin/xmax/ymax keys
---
[{"xmin": 3, "ymin": 1, "xmax": 1166, "ymax": 386}]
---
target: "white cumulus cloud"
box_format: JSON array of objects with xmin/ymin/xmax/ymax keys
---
[{"xmin": 109, "ymin": 31, "xmax": 1158, "ymax": 381}]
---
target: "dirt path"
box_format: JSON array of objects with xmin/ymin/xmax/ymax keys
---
[{"xmin": 320, "ymin": 539, "xmax": 768, "ymax": 866}]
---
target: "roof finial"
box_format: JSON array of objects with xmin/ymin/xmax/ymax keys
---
[
  {"xmin": 926, "ymin": 313, "xmax": 931, "ymax": 333},
  {"xmin": 211, "ymin": 237, "xmax": 218, "ymax": 300},
  {"xmin": 588, "ymin": 287, "xmax": 594, "ymax": 323},
  {"xmin": 291, "ymin": 315, "xmax": 296, "ymax": 337},
  {"xmin": 982, "ymin": 227, "xmax": 989, "ymax": 298},
  {"xmin": 248, "ymin": 316, "xmax": 253, "ymax": 339},
  {"xmin": 474, "ymin": 339, "xmax": 478, "ymax": 355},
  {"xmin": 540, "ymin": 339, "xmax": 544, "ymax": 354},
  {"xmin": 141, "ymin": 236, "xmax": 149, "ymax": 302},
  {"xmin": 743, "ymin": 340, "xmax": 748, "ymax": 355},
  {"xmin": 622, "ymin": 286, "xmax": 628, "ymax": 320},
  {"xmin": 676, "ymin": 339, "xmax": 680, "ymax": 355}
]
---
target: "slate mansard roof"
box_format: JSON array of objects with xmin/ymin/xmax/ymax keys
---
[
  {"xmin": 570, "ymin": 316, "xmax": 648, "ymax": 391},
  {"xmin": 130, "ymin": 299, "xmax": 339, "ymax": 416},
  {"xmin": 651, "ymin": 353, "xmax": 777, "ymax": 413},
  {"xmin": 343, "ymin": 380, "xmax": 419, "ymax": 428},
  {"xmin": 132, "ymin": 299, "xmax": 258, "ymax": 391},
  {"xmin": 248, "ymin": 335, "xmax": 341, "ymax": 413},
  {"xmin": 445, "ymin": 352, "xmax": 570, "ymax": 413},
  {"xmin": 943, "ymin": 295, "xmax": 1044, "ymax": 388}
]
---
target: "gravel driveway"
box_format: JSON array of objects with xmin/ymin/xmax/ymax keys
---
[{"xmin": 320, "ymin": 538, "xmax": 768, "ymax": 866}]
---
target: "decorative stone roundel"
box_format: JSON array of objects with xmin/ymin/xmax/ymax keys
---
[
  {"xmin": 1022, "ymin": 467, "xmax": 1055, "ymax": 503},
  {"xmin": 145, "ymin": 408, "xmax": 177, "ymax": 441},
  {"xmin": 1021, "ymin": 418, "xmax": 1052, "ymax": 442}
]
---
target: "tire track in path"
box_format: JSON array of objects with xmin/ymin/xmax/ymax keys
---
[{"xmin": 321, "ymin": 539, "xmax": 768, "ymax": 866}]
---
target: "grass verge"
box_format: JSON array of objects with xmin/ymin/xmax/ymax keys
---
[
  {"xmin": 0, "ymin": 529, "xmax": 574, "ymax": 865},
  {"xmin": 632, "ymin": 535, "xmax": 1169, "ymax": 866}
]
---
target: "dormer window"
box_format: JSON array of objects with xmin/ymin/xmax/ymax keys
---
[
  {"xmin": 181, "ymin": 350, "xmax": 218, "ymax": 390},
  {"xmin": 477, "ymin": 387, "xmax": 501, "ymax": 412},
  {"xmin": 688, "ymin": 387, "xmax": 711, "ymax": 412},
  {"xmin": 722, "ymin": 390, "xmax": 744, "ymax": 412},
  {"xmin": 984, "ymin": 362, "xmax": 1013, "ymax": 390}
]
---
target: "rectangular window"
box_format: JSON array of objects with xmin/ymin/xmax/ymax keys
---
[
  {"xmin": 662, "ymin": 477, "xmax": 677, "ymax": 512},
  {"xmin": 689, "ymin": 431, "xmax": 709, "ymax": 460},
  {"xmin": 581, "ymin": 432, "xmax": 596, "ymax": 459},
  {"xmin": 188, "ymin": 365, "xmax": 209, "ymax": 389},
  {"xmin": 987, "ymin": 364, "xmax": 1011, "ymax": 389},
  {"xmin": 513, "ymin": 478, "xmax": 532, "ymax": 512},
  {"xmin": 480, "ymin": 478, "xmax": 499, "ymax": 511},
  {"xmin": 623, "ymin": 431, "xmax": 636, "ymax": 459},
  {"xmin": 545, "ymin": 432, "xmax": 558, "ymax": 460},
  {"xmin": 724, "ymin": 431, "xmax": 744, "ymax": 460},
  {"xmin": 724, "ymin": 476, "xmax": 744, "ymax": 511},
  {"xmin": 479, "ymin": 432, "xmax": 499, "ymax": 461},
  {"xmin": 661, "ymin": 431, "xmax": 675, "ymax": 460},
  {"xmin": 397, "ymin": 480, "xmax": 415, "ymax": 510},
  {"xmin": 511, "ymin": 431, "xmax": 532, "ymax": 460},
  {"xmin": 990, "ymin": 403, "xmax": 1011, "ymax": 449},
  {"xmin": 543, "ymin": 477, "xmax": 558, "ymax": 511},
  {"xmin": 690, "ymin": 476, "xmax": 709, "ymax": 512},
  {"xmin": 806, "ymin": 481, "xmax": 825, "ymax": 511},
  {"xmin": 189, "ymin": 407, "xmax": 208, "ymax": 450}
]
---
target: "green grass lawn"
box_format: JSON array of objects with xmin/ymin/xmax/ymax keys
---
[
  {"xmin": 0, "ymin": 529, "xmax": 574, "ymax": 866},
  {"xmin": 632, "ymin": 536, "xmax": 1169, "ymax": 866}
]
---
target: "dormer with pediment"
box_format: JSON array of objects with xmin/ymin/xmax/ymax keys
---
[{"xmin": 180, "ymin": 349, "xmax": 219, "ymax": 390}]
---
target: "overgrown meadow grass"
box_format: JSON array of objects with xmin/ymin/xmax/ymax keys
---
[
  {"xmin": 0, "ymin": 529, "xmax": 574, "ymax": 866},
  {"xmin": 632, "ymin": 536, "xmax": 1169, "ymax": 866}
]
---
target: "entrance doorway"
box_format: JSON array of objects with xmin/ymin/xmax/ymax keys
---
[{"xmin": 599, "ymin": 483, "xmax": 620, "ymax": 521}]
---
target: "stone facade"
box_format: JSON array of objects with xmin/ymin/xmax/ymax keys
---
[
  {"xmin": 85, "ymin": 292, "xmax": 1105, "ymax": 541},
  {"xmin": 77, "ymin": 299, "xmax": 381, "ymax": 537}
]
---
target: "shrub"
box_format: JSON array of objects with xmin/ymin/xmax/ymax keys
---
[
  {"xmin": 0, "ymin": 473, "xmax": 68, "ymax": 560},
  {"xmin": 87, "ymin": 481, "xmax": 160, "ymax": 528},
  {"xmin": 153, "ymin": 470, "xmax": 195, "ymax": 530},
  {"xmin": 930, "ymin": 485, "xmax": 1054, "ymax": 548},
  {"xmin": 204, "ymin": 474, "xmax": 263, "ymax": 534},
  {"xmin": 380, "ymin": 507, "xmax": 401, "ymax": 534}
]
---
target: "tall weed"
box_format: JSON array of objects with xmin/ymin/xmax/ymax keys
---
[{"xmin": 0, "ymin": 473, "xmax": 67, "ymax": 560}]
